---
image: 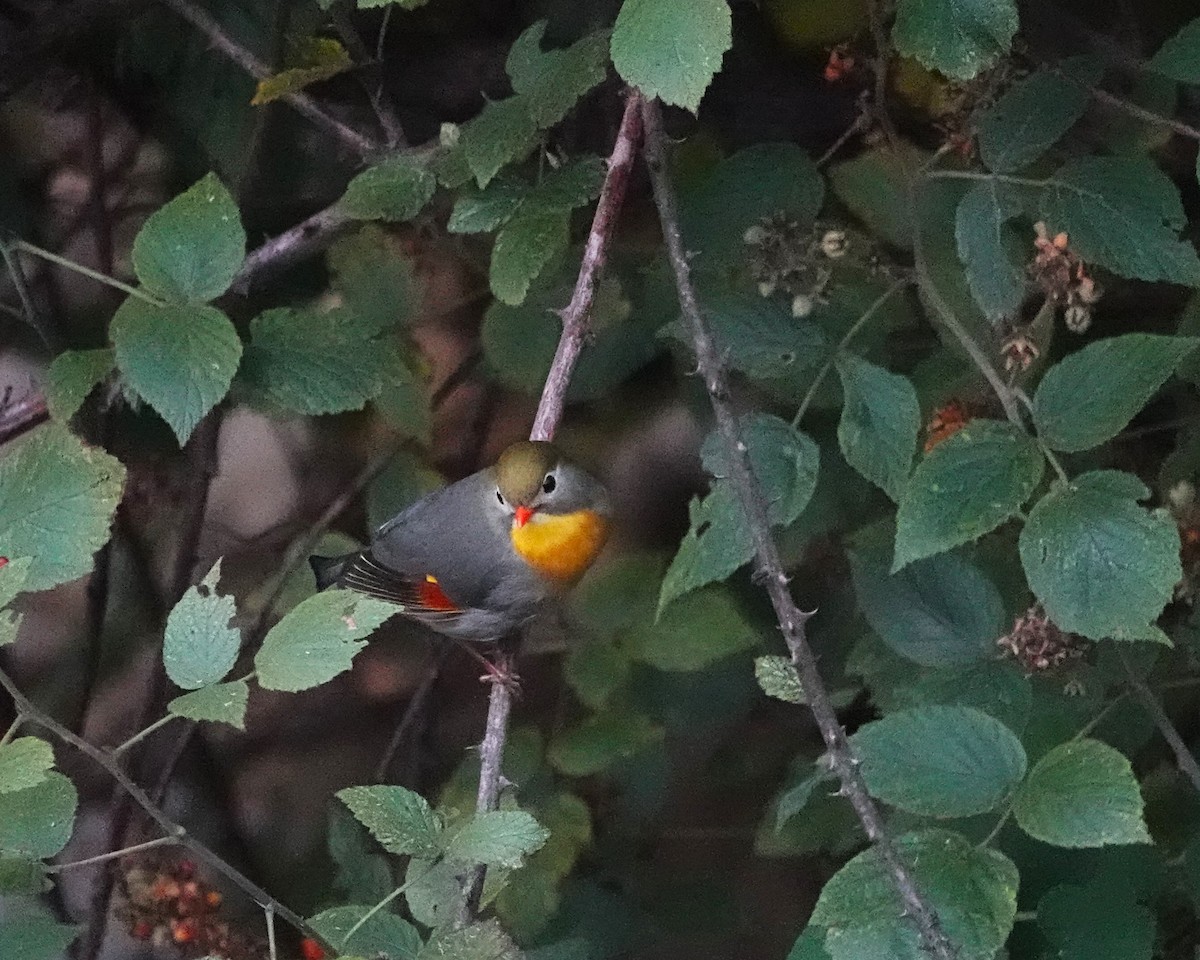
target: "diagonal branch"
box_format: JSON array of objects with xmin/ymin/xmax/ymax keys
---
[
  {"xmin": 640, "ymin": 97, "xmax": 956, "ymax": 960},
  {"xmin": 459, "ymin": 89, "xmax": 645, "ymax": 925},
  {"xmin": 1117, "ymin": 647, "xmax": 1200, "ymax": 795}
]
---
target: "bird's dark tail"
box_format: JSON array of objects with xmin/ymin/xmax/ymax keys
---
[{"xmin": 310, "ymin": 553, "xmax": 353, "ymax": 590}]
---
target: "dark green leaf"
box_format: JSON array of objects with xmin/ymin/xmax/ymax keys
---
[
  {"xmin": 1147, "ymin": 17, "xmax": 1200, "ymax": 82},
  {"xmin": 636, "ymin": 580, "xmax": 761, "ymax": 670},
  {"xmin": 45, "ymin": 349, "xmax": 114, "ymax": 422},
  {"xmin": 448, "ymin": 178, "xmax": 527, "ymax": 234},
  {"xmin": 462, "ymin": 97, "xmax": 538, "ymax": 188},
  {"xmin": 755, "ymin": 655, "xmax": 803, "ymax": 704},
  {"xmin": 328, "ymin": 225, "xmax": 419, "ymax": 333},
  {"xmin": 342, "ymin": 156, "xmax": 436, "ymax": 222},
  {"xmin": 852, "ymin": 705, "xmax": 1027, "ymax": 817},
  {"xmin": 787, "ymin": 929, "xmax": 833, "ymax": 960},
  {"xmin": 548, "ymin": 711, "xmax": 661, "ymax": 776},
  {"xmin": 337, "ymin": 784, "xmax": 444, "ymax": 860},
  {"xmin": 490, "ymin": 204, "xmax": 570, "ymax": 306},
  {"xmin": 610, "ymin": 0, "xmax": 731, "ymax": 112},
  {"xmin": 167, "ymin": 680, "xmax": 248, "ymax": 729},
  {"xmin": 0, "ymin": 771, "xmax": 77, "ymax": 858},
  {"xmin": 0, "ymin": 738, "xmax": 54, "ymax": 794},
  {"xmin": 976, "ymin": 68, "xmax": 1093, "ymax": 172},
  {"xmin": 163, "ymin": 560, "xmax": 239, "ymax": 689},
  {"xmin": 775, "ymin": 764, "xmax": 835, "ymax": 831},
  {"xmin": 1032, "ymin": 333, "xmax": 1199, "ymax": 452},
  {"xmin": 0, "ymin": 424, "xmax": 124, "ymax": 592},
  {"xmin": 404, "ymin": 856, "xmax": 461, "ymax": 928},
  {"xmin": 418, "ymin": 919, "xmax": 520, "ymax": 960},
  {"xmin": 445, "ymin": 810, "xmax": 550, "ymax": 868},
  {"xmin": 1037, "ymin": 883, "xmax": 1153, "ymax": 960},
  {"xmin": 891, "ymin": 661, "xmax": 1032, "ymax": 734},
  {"xmin": 892, "ymin": 0, "xmax": 1017, "ymax": 80},
  {"xmin": 564, "ymin": 639, "xmax": 630, "ymax": 710},
  {"xmin": 0, "ymin": 914, "xmax": 78, "ymax": 960},
  {"xmin": 111, "ymin": 298, "xmax": 242, "ymax": 444},
  {"xmin": 893, "ymin": 420, "xmax": 1044, "ymax": 569},
  {"xmin": 1014, "ymin": 738, "xmax": 1150, "ymax": 847},
  {"xmin": 506, "ymin": 22, "xmax": 610, "ymax": 128},
  {"xmin": 1019, "ymin": 471, "xmax": 1179, "ymax": 640},
  {"xmin": 954, "ymin": 180, "xmax": 1027, "ymax": 321},
  {"xmin": 835, "ymin": 354, "xmax": 919, "ymax": 501},
  {"xmin": 131, "ymin": 173, "xmax": 245, "ymax": 304},
  {"xmin": 328, "ymin": 805, "xmax": 393, "ymax": 905},
  {"xmin": 310, "ymin": 905, "xmax": 422, "ymax": 959},
  {"xmin": 373, "ymin": 353, "xmax": 432, "ymax": 445},
  {"xmin": 0, "ymin": 858, "xmax": 46, "ymax": 894}
]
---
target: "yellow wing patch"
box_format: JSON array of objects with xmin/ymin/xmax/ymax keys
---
[{"xmin": 510, "ymin": 509, "xmax": 608, "ymax": 582}]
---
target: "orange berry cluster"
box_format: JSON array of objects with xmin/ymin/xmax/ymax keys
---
[{"xmin": 923, "ymin": 399, "xmax": 982, "ymax": 452}]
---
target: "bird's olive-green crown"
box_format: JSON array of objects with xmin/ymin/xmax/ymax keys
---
[{"xmin": 494, "ymin": 441, "xmax": 559, "ymax": 505}]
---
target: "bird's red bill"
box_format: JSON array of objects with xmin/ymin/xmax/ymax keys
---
[{"xmin": 514, "ymin": 505, "xmax": 534, "ymax": 527}]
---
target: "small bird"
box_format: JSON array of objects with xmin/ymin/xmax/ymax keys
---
[{"xmin": 311, "ymin": 440, "xmax": 611, "ymax": 641}]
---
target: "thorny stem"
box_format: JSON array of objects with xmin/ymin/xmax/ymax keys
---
[
  {"xmin": 1118, "ymin": 647, "xmax": 1200, "ymax": 796},
  {"xmin": 642, "ymin": 97, "xmax": 958, "ymax": 960}
]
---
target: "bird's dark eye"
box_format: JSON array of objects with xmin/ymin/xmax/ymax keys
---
[
  {"xmin": 496, "ymin": 488, "xmax": 505, "ymax": 505},
  {"xmin": 542, "ymin": 473, "xmax": 556, "ymax": 494}
]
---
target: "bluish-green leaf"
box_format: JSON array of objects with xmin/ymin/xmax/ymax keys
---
[
  {"xmin": 1032, "ymin": 333, "xmax": 1199, "ymax": 452},
  {"xmin": 954, "ymin": 179, "xmax": 1027, "ymax": 320},
  {"xmin": 111, "ymin": 298, "xmax": 242, "ymax": 444},
  {"xmin": 1014, "ymin": 738, "xmax": 1150, "ymax": 847},
  {"xmin": 131, "ymin": 173, "xmax": 245, "ymax": 304},
  {"xmin": 0, "ymin": 771, "xmax": 77, "ymax": 859},
  {"xmin": 0, "ymin": 738, "xmax": 54, "ymax": 794},
  {"xmin": 337, "ymin": 784, "xmax": 444, "ymax": 860},
  {"xmin": 449, "ymin": 178, "xmax": 528, "ymax": 234},
  {"xmin": 694, "ymin": 292, "xmax": 829, "ymax": 385},
  {"xmin": 418, "ymin": 919, "xmax": 520, "ymax": 960},
  {"xmin": 1019, "ymin": 471, "xmax": 1180, "ymax": 640},
  {"xmin": 490, "ymin": 204, "xmax": 570, "ymax": 306},
  {"xmin": 45, "ymin": 348, "xmax": 114, "ymax": 422},
  {"xmin": 1037, "ymin": 883, "xmax": 1154, "ymax": 960},
  {"xmin": 506, "ymin": 22, "xmax": 611, "ymax": 128},
  {"xmin": 445, "ymin": 810, "xmax": 550, "ymax": 868},
  {"xmin": 635, "ymin": 585, "xmax": 760, "ymax": 670},
  {"xmin": 1147, "ymin": 17, "xmax": 1200, "ymax": 83},
  {"xmin": 835, "ymin": 354, "xmax": 919, "ymax": 501},
  {"xmin": 0, "ymin": 914, "xmax": 79, "ymax": 960},
  {"xmin": 328, "ymin": 224, "xmax": 419, "ymax": 334},
  {"xmin": 892, "ymin": 0, "xmax": 1018, "ymax": 80},
  {"xmin": 894, "ymin": 420, "xmax": 1044, "ymax": 569},
  {"xmin": 310, "ymin": 905, "xmax": 422, "ymax": 959},
  {"xmin": 548, "ymin": 710, "xmax": 661, "ymax": 776},
  {"xmin": 342, "ymin": 156, "xmax": 437, "ymax": 222},
  {"xmin": 610, "ymin": 0, "xmax": 731, "ymax": 112},
  {"xmin": 163, "ymin": 560, "xmax": 239, "ymax": 689},
  {"xmin": 462, "ymin": 97, "xmax": 538, "ymax": 188},
  {"xmin": 976, "ymin": 68, "xmax": 1093, "ymax": 172},
  {"xmin": 852, "ymin": 705, "xmax": 1027, "ymax": 817},
  {"xmin": 168, "ymin": 679, "xmax": 249, "ymax": 729},
  {"xmin": 0, "ymin": 556, "xmax": 32, "ymax": 610}
]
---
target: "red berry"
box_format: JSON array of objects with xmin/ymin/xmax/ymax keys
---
[{"xmin": 300, "ymin": 937, "xmax": 327, "ymax": 960}]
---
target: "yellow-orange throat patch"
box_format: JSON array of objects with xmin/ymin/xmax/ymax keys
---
[{"xmin": 510, "ymin": 509, "xmax": 608, "ymax": 582}]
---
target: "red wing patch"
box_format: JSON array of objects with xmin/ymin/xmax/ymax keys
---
[
  {"xmin": 339, "ymin": 551, "xmax": 462, "ymax": 615},
  {"xmin": 417, "ymin": 575, "xmax": 459, "ymax": 612}
]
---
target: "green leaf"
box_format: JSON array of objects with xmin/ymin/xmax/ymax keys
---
[
  {"xmin": 851, "ymin": 547, "xmax": 1004, "ymax": 666},
  {"xmin": 1037, "ymin": 883, "xmax": 1154, "ymax": 960},
  {"xmin": 548, "ymin": 710, "xmax": 661, "ymax": 776},
  {"xmin": 1032, "ymin": 333, "xmax": 1199, "ymax": 452},
  {"xmin": 445, "ymin": 810, "xmax": 550, "ymax": 868},
  {"xmin": 342, "ymin": 155, "xmax": 437, "ymax": 222},
  {"xmin": 0, "ymin": 610, "xmax": 20, "ymax": 648},
  {"xmin": 776, "ymin": 764, "xmax": 835, "ymax": 830},
  {"xmin": 506, "ymin": 23, "xmax": 611, "ymax": 128},
  {"xmin": 893, "ymin": 420, "xmax": 1044, "ymax": 569},
  {"xmin": 162, "ymin": 560, "xmax": 239, "ymax": 689},
  {"xmin": 1014, "ymin": 738, "xmax": 1150, "ymax": 847},
  {"xmin": 167, "ymin": 680, "xmax": 249, "ymax": 729},
  {"xmin": 852, "ymin": 706, "xmax": 1027, "ymax": 817},
  {"xmin": 0, "ymin": 914, "xmax": 79, "ymax": 960},
  {"xmin": 835, "ymin": 354, "xmax": 919, "ymax": 502},
  {"xmin": 1041, "ymin": 156, "xmax": 1200, "ymax": 286},
  {"xmin": 490, "ymin": 204, "xmax": 570, "ymax": 306},
  {"xmin": 404, "ymin": 856, "xmax": 461, "ymax": 928},
  {"xmin": 448, "ymin": 178, "xmax": 527, "ymax": 234},
  {"xmin": 0, "ymin": 858, "xmax": 46, "ymax": 894},
  {"xmin": 45, "ymin": 348, "xmax": 114, "ymax": 422},
  {"xmin": 1147, "ymin": 17, "xmax": 1200, "ymax": 83},
  {"xmin": 828, "ymin": 146, "xmax": 921, "ymax": 251},
  {"xmin": 0, "ymin": 771, "xmax": 77, "ymax": 858},
  {"xmin": 241, "ymin": 307, "xmax": 394, "ymax": 416},
  {"xmin": 373, "ymin": 353, "xmax": 432, "ymax": 445},
  {"xmin": 0, "ymin": 556, "xmax": 32, "ymax": 610},
  {"xmin": 564, "ymin": 639, "xmax": 630, "ymax": 711},
  {"xmin": 635, "ymin": 584, "xmax": 760, "ymax": 670},
  {"xmin": 418, "ymin": 919, "xmax": 520, "ymax": 960},
  {"xmin": 660, "ymin": 415, "xmax": 819, "ymax": 608},
  {"xmin": 251, "ymin": 37, "xmax": 353, "ymax": 106},
  {"xmin": 328, "ymin": 224, "xmax": 419, "ymax": 334},
  {"xmin": 976, "ymin": 68, "xmax": 1092, "ymax": 172},
  {"xmin": 811, "ymin": 829, "xmax": 1018, "ymax": 960},
  {"xmin": 337, "ymin": 784, "xmax": 443, "ymax": 860},
  {"xmin": 892, "ymin": 0, "xmax": 1017, "ymax": 80},
  {"xmin": 328, "ymin": 805, "xmax": 393, "ymax": 904},
  {"xmin": 111, "ymin": 298, "xmax": 241, "ymax": 444},
  {"xmin": 367, "ymin": 450, "xmax": 443, "ymax": 530},
  {"xmin": 954, "ymin": 180, "xmax": 1027, "ymax": 321},
  {"xmin": 755, "ymin": 655, "xmax": 803, "ymax": 704},
  {"xmin": 255, "ymin": 589, "xmax": 400, "ymax": 691},
  {"xmin": 310, "ymin": 905, "xmax": 422, "ymax": 959},
  {"xmin": 0, "ymin": 738, "xmax": 54, "ymax": 794},
  {"xmin": 891, "ymin": 661, "xmax": 1032, "ymax": 735},
  {"xmin": 131, "ymin": 173, "xmax": 245, "ymax": 304},
  {"xmin": 462, "ymin": 97, "xmax": 538, "ymax": 188},
  {"xmin": 0, "ymin": 424, "xmax": 124, "ymax": 592},
  {"xmin": 786, "ymin": 929, "xmax": 833, "ymax": 960},
  {"xmin": 1019, "ymin": 471, "xmax": 1180, "ymax": 640},
  {"xmin": 610, "ymin": 0, "xmax": 731, "ymax": 112}
]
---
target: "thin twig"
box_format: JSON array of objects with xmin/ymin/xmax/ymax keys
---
[
  {"xmin": 0, "ymin": 391, "xmax": 49, "ymax": 445},
  {"xmin": 157, "ymin": 0, "xmax": 378, "ymax": 157},
  {"xmin": 0, "ymin": 238, "xmax": 55, "ymax": 349},
  {"xmin": 641, "ymin": 97, "xmax": 956, "ymax": 960},
  {"xmin": 0, "ymin": 666, "xmax": 330, "ymax": 951},
  {"xmin": 329, "ymin": 2, "xmax": 408, "ymax": 148},
  {"xmin": 14, "ymin": 240, "xmax": 160, "ymax": 305},
  {"xmin": 373, "ymin": 653, "xmax": 445, "ymax": 783},
  {"xmin": 1118, "ymin": 647, "xmax": 1200, "ymax": 795},
  {"xmin": 233, "ymin": 202, "xmax": 356, "ymax": 295},
  {"xmin": 865, "ymin": 0, "xmax": 898, "ymax": 146},
  {"xmin": 47, "ymin": 835, "xmax": 180, "ymax": 873}
]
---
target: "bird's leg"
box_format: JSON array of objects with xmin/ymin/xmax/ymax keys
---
[{"xmin": 450, "ymin": 639, "xmax": 521, "ymax": 691}]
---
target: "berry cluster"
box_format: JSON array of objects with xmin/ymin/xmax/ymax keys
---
[
  {"xmin": 1030, "ymin": 222, "xmax": 1102, "ymax": 333},
  {"xmin": 997, "ymin": 606, "xmax": 1086, "ymax": 674}
]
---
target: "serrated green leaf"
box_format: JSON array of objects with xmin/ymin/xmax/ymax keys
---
[
  {"xmin": 45, "ymin": 348, "xmax": 114, "ymax": 422},
  {"xmin": 1019, "ymin": 471, "xmax": 1180, "ymax": 640},
  {"xmin": 0, "ymin": 424, "xmax": 124, "ymax": 592},
  {"xmin": 241, "ymin": 307, "xmax": 393, "ymax": 416},
  {"xmin": 0, "ymin": 738, "xmax": 54, "ymax": 794},
  {"xmin": 328, "ymin": 805, "xmax": 394, "ymax": 904},
  {"xmin": 1041, "ymin": 156, "xmax": 1200, "ymax": 286},
  {"xmin": 342, "ymin": 155, "xmax": 436, "ymax": 222},
  {"xmin": 0, "ymin": 914, "xmax": 79, "ymax": 960},
  {"xmin": 337, "ymin": 784, "xmax": 443, "ymax": 860},
  {"xmin": 893, "ymin": 420, "xmax": 1044, "ymax": 569},
  {"xmin": 611, "ymin": 0, "xmax": 731, "ymax": 111},
  {"xmin": 163, "ymin": 559, "xmax": 239, "ymax": 689},
  {"xmin": 851, "ymin": 547, "xmax": 1004, "ymax": 666},
  {"xmin": 835, "ymin": 354, "xmax": 919, "ymax": 502},
  {"xmin": 852, "ymin": 705, "xmax": 1026, "ymax": 817},
  {"xmin": 564, "ymin": 639, "xmax": 630, "ymax": 710},
  {"xmin": 548, "ymin": 710, "xmax": 661, "ymax": 776},
  {"xmin": 418, "ymin": 919, "xmax": 520, "ymax": 960},
  {"xmin": 1037, "ymin": 883, "xmax": 1153, "ymax": 960},
  {"xmin": 636, "ymin": 583, "xmax": 760, "ymax": 670},
  {"xmin": 775, "ymin": 763, "xmax": 835, "ymax": 831},
  {"xmin": 1147, "ymin": 17, "xmax": 1200, "ymax": 82},
  {"xmin": 0, "ymin": 556, "xmax": 32, "ymax": 610},
  {"xmin": 462, "ymin": 97, "xmax": 538, "ymax": 187},
  {"xmin": 448, "ymin": 178, "xmax": 527, "ymax": 234},
  {"xmin": 111, "ymin": 298, "xmax": 241, "ymax": 444},
  {"xmin": 891, "ymin": 661, "xmax": 1032, "ymax": 734},
  {"xmin": 373, "ymin": 353, "xmax": 432, "ymax": 445},
  {"xmin": 1014, "ymin": 738, "xmax": 1150, "ymax": 847},
  {"xmin": 695, "ymin": 292, "xmax": 829, "ymax": 385},
  {"xmin": 976, "ymin": 68, "xmax": 1093, "ymax": 172},
  {"xmin": 404, "ymin": 855, "xmax": 461, "ymax": 928},
  {"xmin": 131, "ymin": 173, "xmax": 245, "ymax": 304},
  {"xmin": 0, "ymin": 858, "xmax": 46, "ymax": 894},
  {"xmin": 755, "ymin": 655, "xmax": 803, "ymax": 704},
  {"xmin": 251, "ymin": 37, "xmax": 352, "ymax": 106},
  {"xmin": 954, "ymin": 180, "xmax": 1027, "ymax": 321},
  {"xmin": 1033, "ymin": 334, "xmax": 1199, "ymax": 452},
  {"xmin": 167, "ymin": 679, "xmax": 249, "ymax": 729},
  {"xmin": 0, "ymin": 771, "xmax": 77, "ymax": 858},
  {"xmin": 490, "ymin": 204, "xmax": 570, "ymax": 306},
  {"xmin": 506, "ymin": 23, "xmax": 610, "ymax": 128},
  {"xmin": 445, "ymin": 810, "xmax": 549, "ymax": 868},
  {"xmin": 310, "ymin": 904, "xmax": 422, "ymax": 959},
  {"xmin": 255, "ymin": 589, "xmax": 400, "ymax": 691},
  {"xmin": 328, "ymin": 224, "xmax": 419, "ymax": 334},
  {"xmin": 892, "ymin": 0, "xmax": 1017, "ymax": 80}
]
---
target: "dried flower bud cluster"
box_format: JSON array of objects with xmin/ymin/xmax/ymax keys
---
[
  {"xmin": 999, "ymin": 332, "xmax": 1039, "ymax": 372},
  {"xmin": 997, "ymin": 606, "xmax": 1087, "ymax": 673},
  {"xmin": 744, "ymin": 215, "xmax": 863, "ymax": 319},
  {"xmin": 1030, "ymin": 222, "xmax": 1102, "ymax": 333}
]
